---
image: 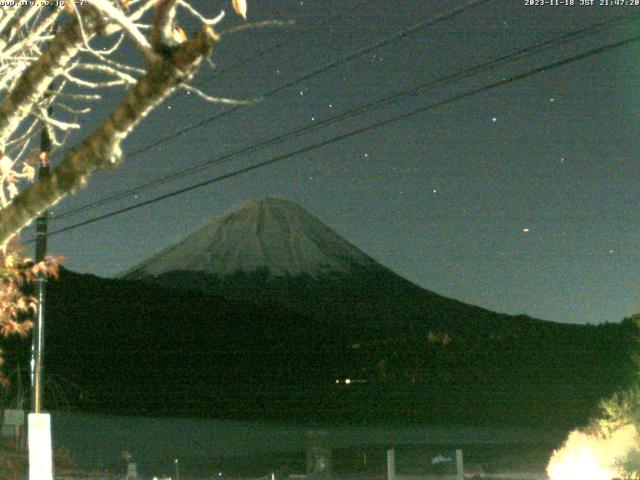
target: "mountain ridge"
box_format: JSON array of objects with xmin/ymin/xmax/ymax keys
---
[
  {"xmin": 122, "ymin": 197, "xmax": 557, "ymax": 336},
  {"xmin": 122, "ymin": 196, "xmax": 526, "ymax": 333}
]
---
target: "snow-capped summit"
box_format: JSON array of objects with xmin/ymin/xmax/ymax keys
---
[{"xmin": 123, "ymin": 196, "xmax": 378, "ymax": 278}]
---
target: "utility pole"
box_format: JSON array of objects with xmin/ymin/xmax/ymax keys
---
[
  {"xmin": 30, "ymin": 1, "xmax": 56, "ymax": 418},
  {"xmin": 30, "ymin": 130, "xmax": 50, "ymax": 414},
  {"xmin": 27, "ymin": 107, "xmax": 53, "ymax": 480},
  {"xmin": 28, "ymin": 10, "xmax": 56, "ymax": 480}
]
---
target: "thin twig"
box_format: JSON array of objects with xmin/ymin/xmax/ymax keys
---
[
  {"xmin": 221, "ymin": 20, "xmax": 295, "ymax": 37},
  {"xmin": 179, "ymin": 84, "xmax": 259, "ymax": 105}
]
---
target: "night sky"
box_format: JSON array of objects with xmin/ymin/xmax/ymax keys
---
[{"xmin": 29, "ymin": 0, "xmax": 640, "ymax": 325}]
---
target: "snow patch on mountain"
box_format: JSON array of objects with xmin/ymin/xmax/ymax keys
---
[{"xmin": 122, "ymin": 196, "xmax": 378, "ymax": 278}]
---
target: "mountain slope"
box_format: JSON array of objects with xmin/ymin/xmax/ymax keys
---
[
  {"xmin": 6, "ymin": 268, "xmax": 339, "ymax": 418},
  {"xmin": 16, "ymin": 268, "xmax": 633, "ymax": 428},
  {"xmin": 0, "ymin": 267, "xmax": 630, "ymax": 428},
  {"xmin": 121, "ymin": 197, "xmax": 559, "ymax": 338},
  {"xmin": 2, "ymin": 197, "xmax": 630, "ymax": 426},
  {"xmin": 123, "ymin": 197, "xmax": 513, "ymax": 334},
  {"xmin": 108, "ymin": 197, "xmax": 640, "ymax": 426}
]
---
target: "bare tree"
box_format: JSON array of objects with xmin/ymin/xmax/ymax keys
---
[{"xmin": 0, "ymin": 0, "xmax": 251, "ymax": 379}]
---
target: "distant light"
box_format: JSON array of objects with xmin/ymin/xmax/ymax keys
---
[
  {"xmin": 547, "ymin": 427, "xmax": 636, "ymax": 480},
  {"xmin": 522, "ymin": 227, "xmax": 530, "ymax": 233},
  {"xmin": 335, "ymin": 379, "xmax": 339, "ymax": 384},
  {"xmin": 345, "ymin": 378, "xmax": 351, "ymax": 385},
  {"xmin": 491, "ymin": 117, "xmax": 497, "ymax": 122}
]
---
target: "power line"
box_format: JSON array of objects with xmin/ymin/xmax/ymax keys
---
[
  {"xmin": 126, "ymin": 0, "xmax": 489, "ymax": 156},
  {"xmin": 52, "ymin": 8, "xmax": 640, "ymax": 221},
  {"xmin": 50, "ymin": 0, "xmax": 490, "ymax": 221},
  {"xmin": 30, "ymin": 31, "xmax": 640, "ymax": 242}
]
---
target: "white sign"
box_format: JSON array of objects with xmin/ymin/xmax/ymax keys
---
[{"xmin": 28, "ymin": 413, "xmax": 53, "ymax": 480}]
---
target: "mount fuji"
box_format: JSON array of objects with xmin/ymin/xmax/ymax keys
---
[
  {"xmin": 121, "ymin": 196, "xmax": 501, "ymax": 335},
  {"xmin": 123, "ymin": 196, "xmax": 381, "ymax": 278},
  {"xmin": 18, "ymin": 196, "xmax": 634, "ymax": 425}
]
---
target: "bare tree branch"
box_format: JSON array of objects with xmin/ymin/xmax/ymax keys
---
[
  {"xmin": 0, "ymin": 5, "xmax": 40, "ymax": 52},
  {"xmin": 2, "ymin": 10, "xmax": 62, "ymax": 58},
  {"xmin": 91, "ymin": 0, "xmax": 155, "ymax": 62},
  {"xmin": 0, "ymin": 5, "xmax": 105, "ymax": 148},
  {"xmin": 178, "ymin": 83, "xmax": 258, "ymax": 105},
  {"xmin": 0, "ymin": 27, "xmax": 219, "ymax": 244}
]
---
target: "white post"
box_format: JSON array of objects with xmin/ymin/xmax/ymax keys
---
[
  {"xmin": 455, "ymin": 449, "xmax": 464, "ymax": 480},
  {"xmin": 28, "ymin": 413, "xmax": 53, "ymax": 480},
  {"xmin": 387, "ymin": 448, "xmax": 396, "ymax": 480}
]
